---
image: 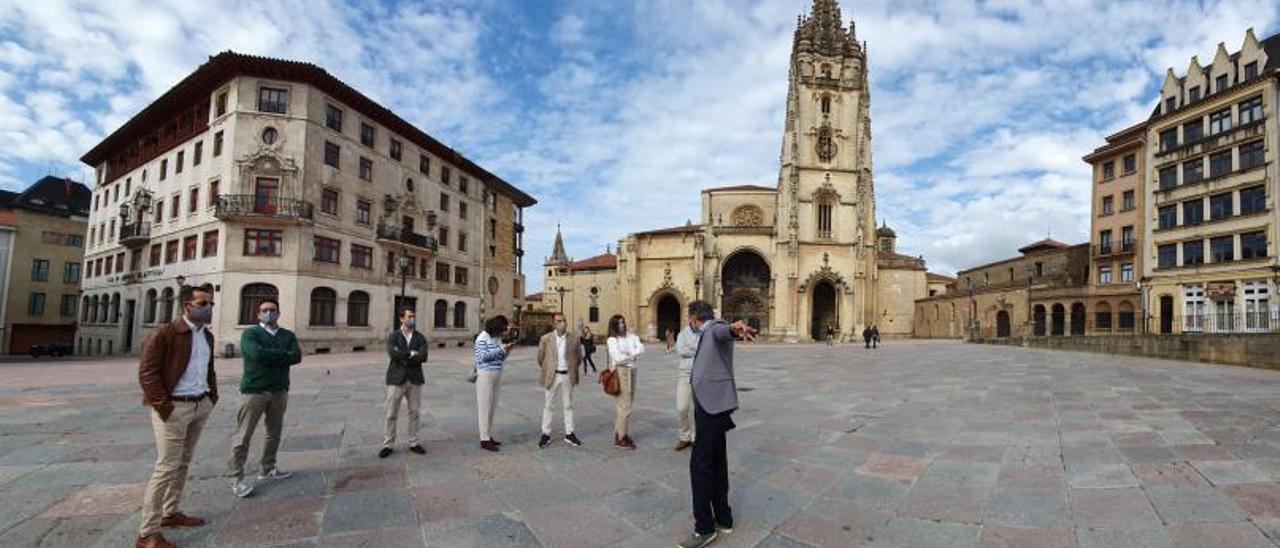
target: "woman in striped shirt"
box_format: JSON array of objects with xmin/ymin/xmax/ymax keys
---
[{"xmin": 475, "ymin": 315, "xmax": 515, "ymax": 452}]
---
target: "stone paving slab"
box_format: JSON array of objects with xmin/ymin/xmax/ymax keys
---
[{"xmin": 3, "ymin": 341, "xmax": 1280, "ymax": 547}]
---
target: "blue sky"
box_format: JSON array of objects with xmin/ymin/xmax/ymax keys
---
[{"xmin": 0, "ymin": 0, "xmax": 1276, "ymax": 294}]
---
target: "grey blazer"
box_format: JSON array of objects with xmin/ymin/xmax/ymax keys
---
[{"xmin": 691, "ymin": 319, "xmax": 738, "ymax": 415}]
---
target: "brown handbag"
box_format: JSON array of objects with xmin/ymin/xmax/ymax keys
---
[{"xmin": 600, "ymin": 368, "xmax": 621, "ymax": 396}]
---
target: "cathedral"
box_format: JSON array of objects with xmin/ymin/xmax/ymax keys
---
[{"xmin": 534, "ymin": 0, "xmax": 938, "ymax": 342}]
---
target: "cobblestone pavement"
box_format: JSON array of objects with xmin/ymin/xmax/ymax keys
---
[{"xmin": 2, "ymin": 340, "xmax": 1280, "ymax": 547}]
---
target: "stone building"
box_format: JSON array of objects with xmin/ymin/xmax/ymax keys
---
[
  {"xmin": 535, "ymin": 0, "xmax": 938, "ymax": 343},
  {"xmin": 1144, "ymin": 29, "xmax": 1280, "ymax": 334},
  {"xmin": 0, "ymin": 177, "xmax": 91, "ymax": 354},
  {"xmin": 77, "ymin": 52, "xmax": 534, "ymax": 356}
]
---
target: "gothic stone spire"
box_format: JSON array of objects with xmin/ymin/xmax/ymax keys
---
[
  {"xmin": 795, "ymin": 0, "xmax": 861, "ymax": 58},
  {"xmin": 547, "ymin": 223, "xmax": 569, "ymax": 266}
]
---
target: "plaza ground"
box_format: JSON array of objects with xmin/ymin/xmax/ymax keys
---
[{"xmin": 2, "ymin": 340, "xmax": 1280, "ymax": 547}]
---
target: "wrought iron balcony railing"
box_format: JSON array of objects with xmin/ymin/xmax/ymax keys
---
[
  {"xmin": 376, "ymin": 222, "xmax": 439, "ymax": 252},
  {"xmin": 215, "ymin": 195, "xmax": 314, "ymax": 222}
]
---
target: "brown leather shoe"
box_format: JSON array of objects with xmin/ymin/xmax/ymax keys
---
[
  {"xmin": 619, "ymin": 436, "xmax": 637, "ymax": 450},
  {"xmin": 674, "ymin": 440, "xmax": 693, "ymax": 451},
  {"xmin": 136, "ymin": 533, "xmax": 176, "ymax": 548},
  {"xmin": 161, "ymin": 512, "xmax": 205, "ymax": 527},
  {"xmin": 479, "ymin": 440, "xmax": 499, "ymax": 452}
]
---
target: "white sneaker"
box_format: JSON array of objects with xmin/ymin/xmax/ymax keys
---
[
  {"xmin": 258, "ymin": 468, "xmax": 293, "ymax": 481},
  {"xmin": 231, "ymin": 479, "xmax": 254, "ymax": 498}
]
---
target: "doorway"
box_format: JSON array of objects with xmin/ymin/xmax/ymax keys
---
[
  {"xmin": 810, "ymin": 281, "xmax": 837, "ymax": 341},
  {"xmin": 655, "ymin": 294, "xmax": 681, "ymax": 342},
  {"xmin": 1159, "ymin": 295, "xmax": 1174, "ymax": 334},
  {"xmin": 124, "ymin": 300, "xmax": 136, "ymax": 352},
  {"xmin": 996, "ymin": 310, "xmax": 1011, "ymax": 338}
]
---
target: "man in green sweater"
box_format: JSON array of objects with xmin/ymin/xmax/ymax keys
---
[{"xmin": 227, "ymin": 298, "xmax": 301, "ymax": 498}]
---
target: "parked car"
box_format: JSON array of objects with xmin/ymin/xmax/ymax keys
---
[{"xmin": 28, "ymin": 342, "xmax": 73, "ymax": 358}]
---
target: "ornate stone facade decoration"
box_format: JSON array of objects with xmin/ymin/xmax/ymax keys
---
[{"xmin": 730, "ymin": 204, "xmax": 765, "ymax": 227}]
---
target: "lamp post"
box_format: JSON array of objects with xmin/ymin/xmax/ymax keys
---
[
  {"xmin": 398, "ymin": 251, "xmax": 409, "ymax": 319},
  {"xmin": 554, "ymin": 285, "xmax": 570, "ymax": 314}
]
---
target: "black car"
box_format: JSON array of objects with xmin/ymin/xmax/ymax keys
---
[{"xmin": 28, "ymin": 342, "xmax": 73, "ymax": 358}]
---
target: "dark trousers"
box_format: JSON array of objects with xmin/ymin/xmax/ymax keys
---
[
  {"xmin": 690, "ymin": 398, "xmax": 733, "ymax": 535},
  {"xmin": 582, "ymin": 352, "xmax": 596, "ymax": 373}
]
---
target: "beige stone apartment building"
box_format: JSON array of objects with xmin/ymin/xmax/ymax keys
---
[
  {"xmin": 1079, "ymin": 122, "xmax": 1147, "ymax": 333},
  {"xmin": 0, "ymin": 177, "xmax": 91, "ymax": 354},
  {"xmin": 1144, "ymin": 30, "xmax": 1280, "ymax": 334},
  {"xmin": 77, "ymin": 52, "xmax": 534, "ymax": 356}
]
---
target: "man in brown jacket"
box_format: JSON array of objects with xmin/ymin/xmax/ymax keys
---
[
  {"xmin": 537, "ymin": 313, "xmax": 582, "ymax": 448},
  {"xmin": 136, "ymin": 283, "xmax": 217, "ymax": 548}
]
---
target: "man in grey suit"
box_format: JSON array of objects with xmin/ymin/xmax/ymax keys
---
[{"xmin": 678, "ymin": 300, "xmax": 755, "ymax": 548}]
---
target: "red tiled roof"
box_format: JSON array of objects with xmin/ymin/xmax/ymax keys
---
[
  {"xmin": 1018, "ymin": 239, "xmax": 1070, "ymax": 254},
  {"xmin": 702, "ymin": 184, "xmax": 775, "ymax": 193},
  {"xmin": 525, "ymin": 293, "xmax": 544, "ymax": 302},
  {"xmin": 567, "ymin": 253, "xmax": 617, "ymax": 271},
  {"xmin": 0, "ymin": 209, "xmax": 17, "ymax": 228}
]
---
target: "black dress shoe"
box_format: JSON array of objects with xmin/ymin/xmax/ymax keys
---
[
  {"xmin": 538, "ymin": 434, "xmax": 552, "ymax": 449},
  {"xmin": 378, "ymin": 447, "xmax": 393, "ymax": 458},
  {"xmin": 408, "ymin": 445, "xmax": 426, "ymax": 455}
]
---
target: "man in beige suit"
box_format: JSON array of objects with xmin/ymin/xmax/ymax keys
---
[{"xmin": 537, "ymin": 313, "xmax": 583, "ymax": 448}]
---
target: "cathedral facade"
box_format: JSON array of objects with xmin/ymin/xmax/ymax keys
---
[{"xmin": 536, "ymin": 0, "xmax": 932, "ymax": 342}]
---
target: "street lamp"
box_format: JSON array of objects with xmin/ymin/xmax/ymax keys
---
[
  {"xmin": 397, "ymin": 251, "xmax": 409, "ymax": 321},
  {"xmin": 554, "ymin": 284, "xmax": 570, "ymax": 314}
]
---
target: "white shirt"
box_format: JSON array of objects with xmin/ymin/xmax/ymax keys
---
[
  {"xmin": 172, "ymin": 317, "xmax": 211, "ymax": 397},
  {"xmin": 607, "ymin": 334, "xmax": 645, "ymax": 368},
  {"xmin": 260, "ymin": 323, "xmax": 278, "ymax": 336},
  {"xmin": 402, "ymin": 329, "xmax": 416, "ymax": 356},
  {"xmin": 555, "ymin": 332, "xmax": 568, "ymax": 372}
]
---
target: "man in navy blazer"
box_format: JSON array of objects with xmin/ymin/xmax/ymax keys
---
[{"xmin": 678, "ymin": 300, "xmax": 755, "ymax": 548}]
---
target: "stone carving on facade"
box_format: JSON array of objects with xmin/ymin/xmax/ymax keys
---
[
  {"xmin": 798, "ymin": 252, "xmax": 849, "ymax": 293},
  {"xmin": 730, "ymin": 204, "xmax": 765, "ymax": 227}
]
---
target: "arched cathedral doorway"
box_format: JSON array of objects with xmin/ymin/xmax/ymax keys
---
[
  {"xmin": 722, "ymin": 251, "xmax": 770, "ymax": 333},
  {"xmin": 655, "ymin": 295, "xmax": 681, "ymax": 342},
  {"xmin": 810, "ymin": 280, "xmax": 837, "ymax": 341}
]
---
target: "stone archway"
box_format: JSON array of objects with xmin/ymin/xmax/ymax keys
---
[
  {"xmin": 996, "ymin": 310, "xmax": 1011, "ymax": 338},
  {"xmin": 810, "ymin": 280, "xmax": 838, "ymax": 341},
  {"xmin": 1050, "ymin": 303, "xmax": 1066, "ymax": 336},
  {"xmin": 1033, "ymin": 304, "xmax": 1047, "ymax": 336},
  {"xmin": 722, "ymin": 250, "xmax": 771, "ymax": 333},
  {"xmin": 1070, "ymin": 302, "xmax": 1086, "ymax": 335},
  {"xmin": 655, "ymin": 294, "xmax": 682, "ymax": 342}
]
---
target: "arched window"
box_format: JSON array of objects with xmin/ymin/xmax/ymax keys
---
[
  {"xmin": 816, "ymin": 201, "xmax": 833, "ymax": 238},
  {"xmin": 310, "ymin": 287, "xmax": 336, "ymax": 326},
  {"xmin": 239, "ymin": 283, "xmax": 278, "ymax": 325},
  {"xmin": 434, "ymin": 299, "xmax": 448, "ymax": 328},
  {"xmin": 89, "ymin": 295, "xmax": 99, "ymax": 323},
  {"xmin": 159, "ymin": 288, "xmax": 175, "ymax": 323},
  {"xmin": 821, "ymin": 64, "xmax": 832, "ymax": 78},
  {"xmin": 453, "ymin": 301, "xmax": 467, "ymax": 328},
  {"xmin": 145, "ymin": 289, "xmax": 158, "ymax": 323},
  {"xmin": 110, "ymin": 293, "xmax": 120, "ymax": 323},
  {"xmin": 81, "ymin": 296, "xmax": 90, "ymax": 322},
  {"xmin": 405, "ymin": 178, "xmax": 414, "ymax": 192},
  {"xmin": 820, "ymin": 95, "xmax": 830, "ymax": 114},
  {"xmin": 347, "ymin": 290, "xmax": 370, "ymax": 326}
]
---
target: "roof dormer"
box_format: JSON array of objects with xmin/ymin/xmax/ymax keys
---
[
  {"xmin": 1240, "ymin": 28, "xmax": 1266, "ymax": 81},
  {"xmin": 1160, "ymin": 68, "xmax": 1182, "ymax": 114},
  {"xmin": 1210, "ymin": 43, "xmax": 1234, "ymax": 93},
  {"xmin": 1185, "ymin": 56, "xmax": 1207, "ymax": 103}
]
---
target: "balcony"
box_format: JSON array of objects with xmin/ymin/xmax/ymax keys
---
[
  {"xmin": 1093, "ymin": 240, "xmax": 1137, "ymax": 258},
  {"xmin": 215, "ymin": 195, "xmax": 313, "ymax": 224},
  {"xmin": 119, "ymin": 222, "xmax": 152, "ymax": 249},
  {"xmin": 376, "ymin": 222, "xmax": 438, "ymax": 252}
]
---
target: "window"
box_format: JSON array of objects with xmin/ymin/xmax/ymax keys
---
[
  {"xmin": 438, "ymin": 226, "xmax": 449, "ymax": 250},
  {"xmin": 183, "ymin": 235, "xmax": 197, "ymax": 261},
  {"xmin": 441, "ymin": 166, "xmax": 452, "ymax": 185},
  {"xmin": 589, "ymin": 306, "xmax": 600, "ymax": 322},
  {"xmin": 60, "ymin": 294, "xmax": 77, "ymax": 317},
  {"xmin": 1182, "ymin": 158, "xmax": 1204, "ymax": 184},
  {"xmin": 1159, "ymin": 166, "xmax": 1177, "ymax": 190},
  {"xmin": 239, "ymin": 283, "xmax": 278, "ymax": 325},
  {"xmin": 360, "ymin": 123, "xmax": 375, "ymax": 147},
  {"xmin": 1188, "ymin": 86, "xmax": 1200, "ymax": 103},
  {"xmin": 244, "ymin": 229, "xmax": 283, "ymax": 256},
  {"xmin": 348, "ymin": 291, "xmax": 370, "ymax": 326},
  {"xmin": 459, "ymin": 202, "xmax": 467, "ymax": 219},
  {"xmin": 459, "ymin": 177, "xmax": 468, "ymax": 195},
  {"xmin": 1240, "ymin": 231, "xmax": 1267, "ymax": 260},
  {"xmin": 1123, "ymin": 153, "xmax": 1136, "ymax": 175},
  {"xmin": 325, "ymin": 104, "xmax": 343, "ymax": 131},
  {"xmin": 451, "ymin": 301, "xmax": 466, "ymax": 328},
  {"xmin": 159, "ymin": 288, "xmax": 174, "ymax": 323},
  {"xmin": 1099, "ymin": 230, "xmax": 1113, "ymax": 252},
  {"xmin": 435, "ymin": 261, "xmax": 450, "ymax": 282},
  {"xmin": 1239, "ymin": 140, "xmax": 1265, "ymax": 170},
  {"xmin": 1165, "ymin": 96, "xmax": 1177, "ymax": 113},
  {"xmin": 1209, "ymin": 150, "xmax": 1233, "ymax": 178},
  {"xmin": 1158, "ymin": 244, "xmax": 1177, "ymax": 269},
  {"xmin": 1244, "ymin": 61, "xmax": 1259, "ymax": 81},
  {"xmin": 63, "ymin": 262, "xmax": 80, "ymax": 284},
  {"xmin": 1241, "ymin": 185, "xmax": 1267, "ymax": 215},
  {"xmin": 258, "ymin": 87, "xmax": 288, "ymax": 113},
  {"xmin": 28, "ymin": 293, "xmax": 45, "ymax": 316},
  {"xmin": 31, "ymin": 259, "xmax": 49, "ymax": 282},
  {"xmin": 213, "ymin": 131, "xmax": 223, "ymax": 156},
  {"xmin": 1216, "ymin": 74, "xmax": 1229, "ymax": 93},
  {"xmin": 1240, "ymin": 97, "xmax": 1263, "ymax": 125},
  {"xmin": 324, "ymin": 141, "xmax": 340, "ymax": 168},
  {"xmin": 1122, "ymin": 190, "xmax": 1135, "ymax": 211},
  {"xmin": 355, "ymin": 199, "xmax": 371, "ymax": 225},
  {"xmin": 309, "ymin": 287, "xmax": 336, "ymax": 326},
  {"xmin": 1120, "ymin": 262, "xmax": 1134, "ymax": 282},
  {"xmin": 1183, "ymin": 199, "xmax": 1203, "ymax": 225},
  {"xmin": 1101, "ymin": 196, "xmax": 1113, "ymax": 215},
  {"xmin": 150, "ymin": 244, "xmax": 162, "ymax": 266},
  {"xmin": 405, "ymin": 178, "xmax": 414, "ymax": 192},
  {"xmin": 420, "ymin": 258, "xmax": 429, "ymax": 279},
  {"xmin": 1102, "ymin": 161, "xmax": 1115, "ymax": 180},
  {"xmin": 434, "ymin": 299, "xmax": 448, "ymax": 328},
  {"xmin": 202, "ymin": 230, "xmax": 219, "ymax": 257},
  {"xmin": 1098, "ymin": 265, "xmax": 1112, "ymax": 284},
  {"xmin": 455, "ymin": 266, "xmax": 469, "ymax": 286},
  {"xmin": 170, "ymin": 195, "xmax": 179, "ymax": 219},
  {"xmin": 1096, "ymin": 307, "xmax": 1112, "ymax": 330},
  {"xmin": 314, "ymin": 236, "xmax": 340, "ymax": 263},
  {"xmin": 1159, "ymin": 128, "xmax": 1178, "ymax": 152},
  {"xmin": 1210, "ymin": 236, "xmax": 1234, "ymax": 262},
  {"xmin": 385, "ymin": 251, "xmax": 396, "ymax": 274},
  {"xmin": 351, "ymin": 244, "xmax": 373, "ymax": 269},
  {"xmin": 188, "ymin": 187, "xmax": 199, "ymax": 213},
  {"xmin": 176, "ymin": 151, "xmax": 184, "ymax": 174},
  {"xmin": 193, "ymin": 141, "xmax": 202, "ymax": 165},
  {"xmin": 159, "ymin": 159, "xmax": 167, "ymax": 180},
  {"xmin": 1209, "ymin": 192, "xmax": 1233, "ymax": 220},
  {"xmin": 1121, "ymin": 226, "xmax": 1135, "ymax": 250},
  {"xmin": 209, "ymin": 180, "xmax": 219, "ymax": 207},
  {"xmin": 1180, "ymin": 241, "xmax": 1202, "ymax": 268},
  {"xmin": 1209, "ymin": 108, "xmax": 1232, "ymax": 134},
  {"xmin": 215, "ymin": 91, "xmax": 227, "ymax": 117},
  {"xmin": 440, "ymin": 193, "xmax": 450, "ymax": 212},
  {"xmin": 1183, "ymin": 119, "xmax": 1203, "ymax": 143},
  {"xmin": 489, "ymin": 218, "xmax": 497, "ymax": 238},
  {"xmin": 458, "ymin": 233, "xmax": 467, "ymax": 252},
  {"xmin": 322, "ymin": 189, "xmax": 339, "ymax": 216},
  {"xmin": 358, "ymin": 157, "xmax": 372, "ymax": 181},
  {"xmin": 165, "ymin": 240, "xmax": 178, "ymax": 263},
  {"xmin": 389, "ymin": 139, "xmax": 402, "ymax": 160},
  {"xmin": 419, "ymin": 154, "xmax": 430, "ymax": 175}
]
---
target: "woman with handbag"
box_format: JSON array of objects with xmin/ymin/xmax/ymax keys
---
[
  {"xmin": 580, "ymin": 326, "xmax": 598, "ymax": 374},
  {"xmin": 606, "ymin": 314, "xmax": 644, "ymax": 449},
  {"xmin": 474, "ymin": 315, "xmax": 516, "ymax": 452}
]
